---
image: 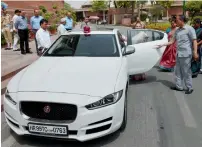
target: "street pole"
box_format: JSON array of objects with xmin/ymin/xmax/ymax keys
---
[
  {"xmin": 108, "ymin": 0, "xmax": 111, "ymax": 24},
  {"xmin": 183, "ymin": 0, "xmax": 185, "ymax": 16}
]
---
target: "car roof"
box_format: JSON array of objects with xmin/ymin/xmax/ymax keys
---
[{"xmin": 64, "ymin": 28, "xmax": 118, "ymax": 35}]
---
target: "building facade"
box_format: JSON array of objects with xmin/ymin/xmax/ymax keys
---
[{"xmin": 4, "ymin": 1, "xmax": 64, "ymax": 20}]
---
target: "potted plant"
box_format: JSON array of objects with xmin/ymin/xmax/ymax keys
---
[{"xmin": 48, "ymin": 24, "xmax": 57, "ymax": 35}]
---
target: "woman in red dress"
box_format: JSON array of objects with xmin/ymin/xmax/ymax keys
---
[{"xmin": 159, "ymin": 19, "xmax": 177, "ymax": 72}]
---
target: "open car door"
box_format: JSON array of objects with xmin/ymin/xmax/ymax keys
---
[{"xmin": 126, "ymin": 29, "xmax": 168, "ymax": 75}]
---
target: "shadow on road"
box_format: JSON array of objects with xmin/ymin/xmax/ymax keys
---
[
  {"xmin": 157, "ymin": 80, "xmax": 175, "ymax": 88},
  {"xmin": 130, "ymin": 75, "xmax": 157, "ymax": 85},
  {"xmin": 11, "ymin": 128, "xmax": 121, "ymax": 147}
]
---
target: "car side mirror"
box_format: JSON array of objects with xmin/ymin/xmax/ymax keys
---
[{"xmin": 123, "ymin": 45, "xmax": 135, "ymax": 56}]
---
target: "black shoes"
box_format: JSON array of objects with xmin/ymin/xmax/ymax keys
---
[
  {"xmin": 170, "ymin": 86, "xmax": 194, "ymax": 94},
  {"xmin": 21, "ymin": 51, "xmax": 26, "ymax": 55},
  {"xmin": 21, "ymin": 50, "xmax": 33, "ymax": 54},
  {"xmin": 26, "ymin": 51, "xmax": 33, "ymax": 54},
  {"xmin": 185, "ymin": 89, "xmax": 194, "ymax": 94}
]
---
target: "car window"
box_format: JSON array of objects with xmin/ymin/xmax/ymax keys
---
[
  {"xmin": 130, "ymin": 30, "xmax": 164, "ymax": 44},
  {"xmin": 44, "ymin": 34, "xmax": 119, "ymax": 57}
]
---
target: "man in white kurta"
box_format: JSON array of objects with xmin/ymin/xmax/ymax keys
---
[{"xmin": 57, "ymin": 18, "xmax": 67, "ymax": 36}]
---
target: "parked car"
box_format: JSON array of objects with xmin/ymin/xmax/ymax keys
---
[{"xmin": 4, "ymin": 28, "xmax": 167, "ymax": 142}]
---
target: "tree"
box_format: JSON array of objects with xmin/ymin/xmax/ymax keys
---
[
  {"xmin": 136, "ymin": 1, "xmax": 147, "ymax": 18},
  {"xmin": 116, "ymin": 1, "xmax": 131, "ymax": 8},
  {"xmin": 157, "ymin": 0, "xmax": 174, "ymax": 20},
  {"xmin": 150, "ymin": 5, "xmax": 164, "ymax": 24},
  {"xmin": 64, "ymin": 2, "xmax": 73, "ymax": 12},
  {"xmin": 91, "ymin": 0, "xmax": 108, "ymax": 21},
  {"xmin": 185, "ymin": 1, "xmax": 202, "ymax": 21},
  {"xmin": 131, "ymin": 1, "xmax": 135, "ymax": 19}
]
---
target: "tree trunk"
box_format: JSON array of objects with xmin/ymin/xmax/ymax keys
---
[
  {"xmin": 138, "ymin": 3, "xmax": 140, "ymax": 18},
  {"xmin": 132, "ymin": 1, "xmax": 134, "ymax": 18},
  {"xmin": 166, "ymin": 8, "xmax": 169, "ymax": 20},
  {"xmin": 103, "ymin": 10, "xmax": 105, "ymax": 21}
]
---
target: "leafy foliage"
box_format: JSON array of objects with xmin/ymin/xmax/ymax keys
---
[
  {"xmin": 48, "ymin": 24, "xmax": 57, "ymax": 31},
  {"xmin": 146, "ymin": 22, "xmax": 170, "ymax": 31},
  {"xmin": 150, "ymin": 5, "xmax": 164, "ymax": 22},
  {"xmin": 185, "ymin": 1, "xmax": 202, "ymax": 20},
  {"xmin": 52, "ymin": 4, "xmax": 57, "ymax": 9},
  {"xmin": 190, "ymin": 15, "xmax": 202, "ymax": 25},
  {"xmin": 43, "ymin": 12, "xmax": 54, "ymax": 21},
  {"xmin": 91, "ymin": 0, "xmax": 108, "ymax": 12},
  {"xmin": 39, "ymin": 5, "xmax": 47, "ymax": 13},
  {"xmin": 64, "ymin": 2, "xmax": 73, "ymax": 12},
  {"xmin": 116, "ymin": 1, "xmax": 131, "ymax": 8},
  {"xmin": 156, "ymin": 0, "xmax": 174, "ymax": 9}
]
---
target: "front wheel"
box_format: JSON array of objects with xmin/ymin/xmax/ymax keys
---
[{"xmin": 120, "ymin": 88, "xmax": 128, "ymax": 131}]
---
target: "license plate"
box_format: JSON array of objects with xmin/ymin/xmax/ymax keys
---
[{"xmin": 28, "ymin": 123, "xmax": 68, "ymax": 136}]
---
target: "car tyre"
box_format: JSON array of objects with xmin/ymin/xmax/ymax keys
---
[{"xmin": 120, "ymin": 87, "xmax": 128, "ymax": 131}]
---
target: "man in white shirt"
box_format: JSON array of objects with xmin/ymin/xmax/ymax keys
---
[
  {"xmin": 12, "ymin": 9, "xmax": 21, "ymax": 51},
  {"xmin": 36, "ymin": 19, "xmax": 51, "ymax": 54},
  {"xmin": 57, "ymin": 18, "xmax": 67, "ymax": 36}
]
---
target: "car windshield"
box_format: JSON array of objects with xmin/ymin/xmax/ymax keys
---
[{"xmin": 43, "ymin": 34, "xmax": 119, "ymax": 57}]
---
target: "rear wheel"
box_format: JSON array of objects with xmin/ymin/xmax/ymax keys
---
[{"xmin": 120, "ymin": 87, "xmax": 128, "ymax": 131}]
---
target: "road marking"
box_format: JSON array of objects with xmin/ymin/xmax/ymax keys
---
[
  {"xmin": 1, "ymin": 135, "xmax": 16, "ymax": 147},
  {"xmin": 174, "ymin": 91, "xmax": 197, "ymax": 128}
]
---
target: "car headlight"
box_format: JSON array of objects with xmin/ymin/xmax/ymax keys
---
[
  {"xmin": 85, "ymin": 90, "xmax": 123, "ymax": 110},
  {"xmin": 5, "ymin": 90, "xmax": 17, "ymax": 105}
]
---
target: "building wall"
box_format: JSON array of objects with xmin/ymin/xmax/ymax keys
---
[
  {"xmin": 168, "ymin": 6, "xmax": 183, "ymax": 17},
  {"xmin": 4, "ymin": 1, "xmax": 64, "ymax": 20}
]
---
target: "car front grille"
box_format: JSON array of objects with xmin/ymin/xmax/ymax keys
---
[{"xmin": 20, "ymin": 102, "xmax": 77, "ymax": 121}]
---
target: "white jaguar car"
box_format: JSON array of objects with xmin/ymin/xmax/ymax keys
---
[{"xmin": 4, "ymin": 28, "xmax": 167, "ymax": 142}]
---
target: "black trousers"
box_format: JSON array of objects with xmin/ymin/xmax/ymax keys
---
[{"xmin": 18, "ymin": 29, "xmax": 29, "ymax": 53}]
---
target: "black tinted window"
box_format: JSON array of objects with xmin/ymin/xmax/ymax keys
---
[{"xmin": 44, "ymin": 34, "xmax": 119, "ymax": 57}]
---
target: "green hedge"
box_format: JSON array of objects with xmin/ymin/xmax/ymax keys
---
[{"xmin": 146, "ymin": 22, "xmax": 170, "ymax": 31}]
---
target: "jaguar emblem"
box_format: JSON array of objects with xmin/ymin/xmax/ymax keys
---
[{"xmin": 43, "ymin": 105, "xmax": 51, "ymax": 113}]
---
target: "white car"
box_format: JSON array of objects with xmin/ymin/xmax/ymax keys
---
[{"xmin": 4, "ymin": 29, "xmax": 167, "ymax": 142}]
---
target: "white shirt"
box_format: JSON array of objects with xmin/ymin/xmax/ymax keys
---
[
  {"xmin": 12, "ymin": 14, "xmax": 19, "ymax": 30},
  {"xmin": 36, "ymin": 28, "xmax": 51, "ymax": 49},
  {"xmin": 57, "ymin": 24, "xmax": 67, "ymax": 36}
]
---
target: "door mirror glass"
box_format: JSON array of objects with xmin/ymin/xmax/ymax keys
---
[{"xmin": 123, "ymin": 45, "xmax": 135, "ymax": 56}]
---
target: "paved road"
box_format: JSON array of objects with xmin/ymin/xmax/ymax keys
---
[{"xmin": 1, "ymin": 25, "xmax": 202, "ymax": 147}]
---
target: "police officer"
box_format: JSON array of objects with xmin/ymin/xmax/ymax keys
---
[
  {"xmin": 1, "ymin": 9, "xmax": 13, "ymax": 49},
  {"xmin": 158, "ymin": 15, "xmax": 199, "ymax": 94}
]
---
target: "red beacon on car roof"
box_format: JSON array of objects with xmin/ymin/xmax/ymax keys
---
[{"xmin": 83, "ymin": 25, "xmax": 91, "ymax": 36}]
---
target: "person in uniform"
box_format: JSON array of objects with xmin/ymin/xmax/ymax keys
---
[
  {"xmin": 12, "ymin": 9, "xmax": 21, "ymax": 51},
  {"xmin": 1, "ymin": 9, "xmax": 13, "ymax": 49},
  {"xmin": 157, "ymin": 15, "xmax": 198, "ymax": 94}
]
